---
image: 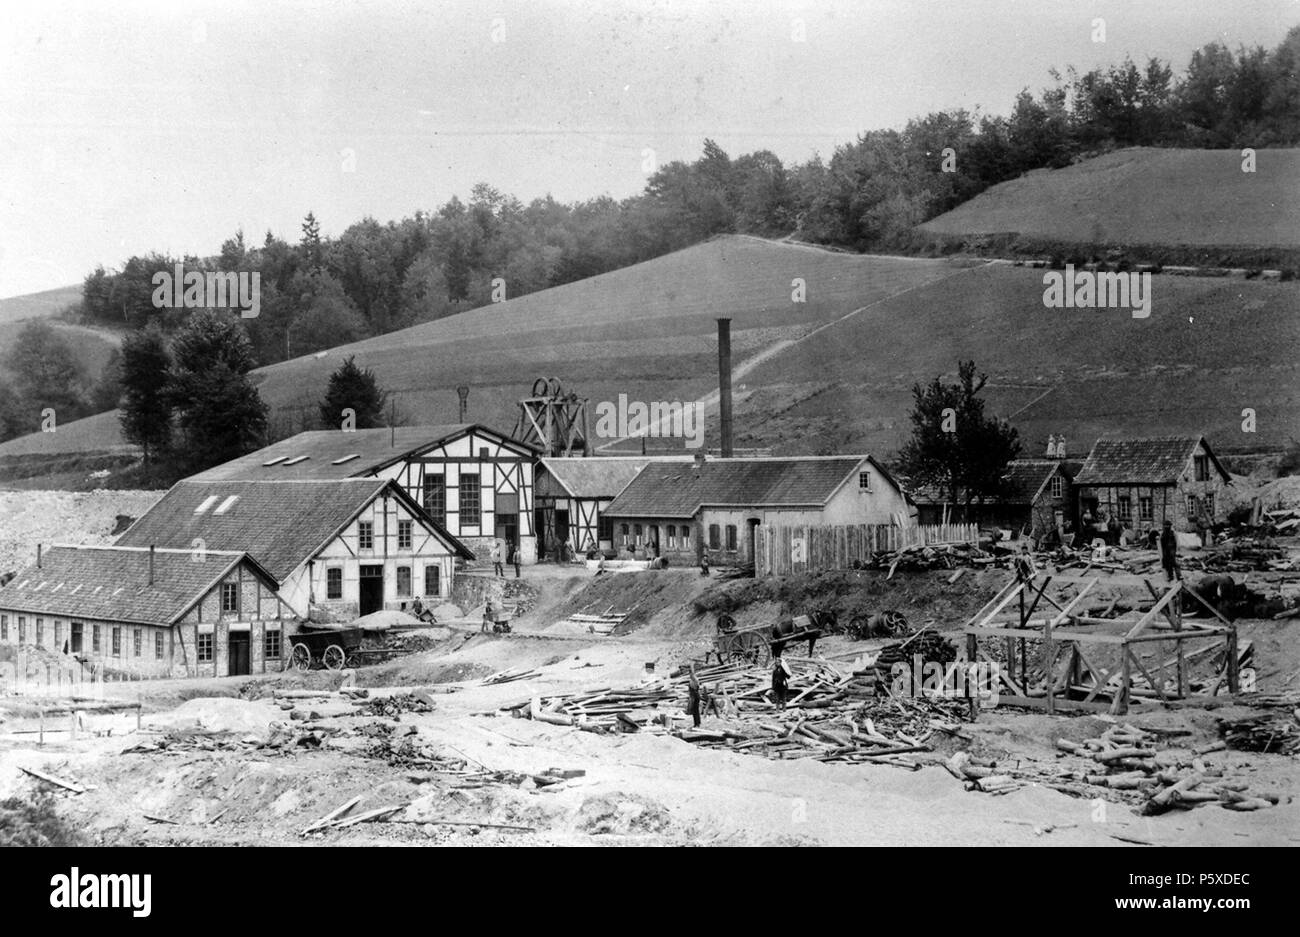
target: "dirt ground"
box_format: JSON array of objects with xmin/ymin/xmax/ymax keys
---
[{"xmin": 2, "ymin": 560, "xmax": 1297, "ymax": 847}]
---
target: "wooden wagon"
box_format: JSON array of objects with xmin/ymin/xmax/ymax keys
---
[{"xmin": 289, "ymin": 626, "xmax": 385, "ymax": 671}]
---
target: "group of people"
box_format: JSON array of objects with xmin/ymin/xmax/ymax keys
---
[{"xmin": 489, "ymin": 539, "xmax": 521, "ymax": 578}]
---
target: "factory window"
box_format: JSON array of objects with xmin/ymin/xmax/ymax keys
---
[
  {"xmin": 36, "ymin": 619, "xmax": 44, "ymax": 646},
  {"xmin": 620, "ymin": 524, "xmax": 629, "ymax": 546},
  {"xmin": 264, "ymin": 629, "xmax": 281, "ymax": 660},
  {"xmin": 1, "ymin": 614, "xmax": 7, "ymax": 641},
  {"xmin": 725, "ymin": 525, "xmax": 738, "ymax": 551},
  {"xmin": 1194, "ymin": 454, "xmax": 1210, "ymax": 482},
  {"xmin": 859, "ymin": 471, "xmax": 871, "ymax": 491},
  {"xmin": 597, "ymin": 515, "xmax": 613, "ymax": 543},
  {"xmin": 155, "ymin": 631, "xmax": 164, "ymax": 660},
  {"xmin": 633, "ymin": 524, "xmax": 642, "ymax": 543},
  {"xmin": 459, "ymin": 474, "xmax": 481, "ymax": 519},
  {"xmin": 111, "ymin": 627, "xmax": 121, "ymax": 657},
  {"xmin": 18, "ymin": 617, "xmax": 26, "ymax": 642},
  {"xmin": 71, "ymin": 622, "xmax": 83, "ymax": 653},
  {"xmin": 326, "ymin": 567, "xmax": 343, "ymax": 599},
  {"xmin": 479, "ymin": 447, "xmax": 490, "ymax": 460},
  {"xmin": 667, "ymin": 525, "xmax": 677, "ymax": 548},
  {"xmin": 133, "ymin": 628, "xmax": 142, "ymax": 657},
  {"xmin": 358, "ymin": 521, "xmax": 374, "ymax": 550},
  {"xmin": 221, "ymin": 582, "xmax": 239, "ymax": 613},
  {"xmin": 1139, "ymin": 496, "xmax": 1153, "ymax": 522},
  {"xmin": 423, "ymin": 564, "xmax": 440, "ymax": 597},
  {"xmin": 396, "ymin": 566, "xmax": 412, "ymax": 597},
  {"xmin": 680, "ymin": 527, "xmax": 690, "ymax": 548},
  {"xmin": 1050, "ymin": 475, "xmax": 1064, "ymax": 499},
  {"xmin": 1117, "ymin": 495, "xmax": 1132, "ymax": 521},
  {"xmin": 92, "ymin": 624, "xmax": 100, "ymax": 653},
  {"xmin": 197, "ymin": 632, "xmax": 213, "ymax": 663},
  {"xmin": 423, "ymin": 474, "xmax": 446, "ymax": 525},
  {"xmin": 708, "ymin": 525, "xmax": 721, "ymax": 549},
  {"xmin": 398, "ymin": 519, "xmax": 413, "ymax": 550},
  {"xmin": 54, "ymin": 620, "xmax": 63, "ymax": 649}
]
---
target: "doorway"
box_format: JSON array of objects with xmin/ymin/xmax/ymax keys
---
[
  {"xmin": 359, "ymin": 565, "xmax": 384, "ymax": 616},
  {"xmin": 747, "ymin": 518, "xmax": 761, "ymax": 565},
  {"xmin": 228, "ymin": 632, "xmax": 250, "ymax": 676}
]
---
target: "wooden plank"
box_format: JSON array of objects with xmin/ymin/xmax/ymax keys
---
[{"xmin": 19, "ymin": 766, "xmax": 84, "ymax": 794}]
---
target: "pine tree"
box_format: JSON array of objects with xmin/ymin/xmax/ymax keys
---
[
  {"xmin": 319, "ymin": 355, "xmax": 390, "ymax": 430},
  {"xmin": 119, "ymin": 327, "xmax": 173, "ymax": 463}
]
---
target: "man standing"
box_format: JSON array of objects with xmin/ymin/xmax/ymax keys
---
[
  {"xmin": 686, "ymin": 666, "xmax": 704, "ymax": 728},
  {"xmin": 490, "ymin": 540, "xmax": 504, "ymax": 578},
  {"xmin": 1160, "ymin": 520, "xmax": 1181, "ymax": 582},
  {"xmin": 771, "ymin": 656, "xmax": 792, "ymax": 710},
  {"xmin": 509, "ymin": 540, "xmax": 521, "ymax": 578}
]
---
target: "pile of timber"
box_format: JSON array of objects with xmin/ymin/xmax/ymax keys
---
[
  {"xmin": 868, "ymin": 541, "xmax": 990, "ymax": 576},
  {"xmin": 554, "ymin": 612, "xmax": 627, "ymax": 635},
  {"xmin": 501, "ymin": 655, "xmax": 973, "ymax": 768},
  {"xmin": 950, "ymin": 723, "xmax": 1283, "ymax": 811},
  {"xmin": 360, "ymin": 691, "xmax": 437, "ymax": 717},
  {"xmin": 1218, "ymin": 693, "xmax": 1300, "ymax": 754},
  {"xmin": 872, "ymin": 632, "xmax": 957, "ymax": 670}
]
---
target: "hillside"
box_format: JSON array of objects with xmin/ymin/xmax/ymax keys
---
[
  {"xmin": 0, "ymin": 284, "xmax": 83, "ymax": 325},
  {"xmin": 920, "ymin": 148, "xmax": 1300, "ymax": 249}
]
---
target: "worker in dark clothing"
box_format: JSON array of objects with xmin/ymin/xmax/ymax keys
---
[
  {"xmin": 1159, "ymin": 520, "xmax": 1181, "ymax": 582},
  {"xmin": 686, "ymin": 665, "xmax": 704, "ymax": 727},
  {"xmin": 1190, "ymin": 574, "xmax": 1238, "ymax": 618},
  {"xmin": 771, "ymin": 656, "xmax": 792, "ymax": 710},
  {"xmin": 508, "ymin": 541, "xmax": 521, "ymax": 578}
]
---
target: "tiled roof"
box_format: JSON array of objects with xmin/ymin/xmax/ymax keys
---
[
  {"xmin": 116, "ymin": 479, "xmax": 471, "ymax": 581},
  {"xmin": 0, "ymin": 545, "xmax": 269, "ymax": 626},
  {"xmin": 1003, "ymin": 459, "xmax": 1063, "ymax": 502},
  {"xmin": 187, "ymin": 423, "xmax": 534, "ymax": 482},
  {"xmin": 1074, "ymin": 436, "xmax": 1227, "ymax": 486},
  {"xmin": 606, "ymin": 456, "xmax": 880, "ymax": 518},
  {"xmin": 538, "ymin": 456, "xmax": 693, "ymax": 500}
]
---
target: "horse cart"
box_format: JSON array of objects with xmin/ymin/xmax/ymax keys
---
[
  {"xmin": 289, "ymin": 625, "xmax": 387, "ymax": 671},
  {"xmin": 709, "ymin": 612, "xmax": 827, "ymax": 665}
]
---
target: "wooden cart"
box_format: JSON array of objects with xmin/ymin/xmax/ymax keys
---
[
  {"xmin": 289, "ymin": 627, "xmax": 367, "ymax": 671},
  {"xmin": 711, "ymin": 624, "xmax": 772, "ymax": 665}
]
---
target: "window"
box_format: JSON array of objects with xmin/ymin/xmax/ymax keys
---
[
  {"xmin": 1204, "ymin": 493, "xmax": 1215, "ymax": 518},
  {"xmin": 708, "ymin": 524, "xmax": 721, "ymax": 549},
  {"xmin": 423, "ymin": 564, "xmax": 440, "ymax": 597},
  {"xmin": 667, "ymin": 524, "xmax": 677, "ymax": 548},
  {"xmin": 633, "ymin": 523, "xmax": 643, "ymax": 543},
  {"xmin": 620, "ymin": 523, "xmax": 629, "ymax": 546},
  {"xmin": 36, "ymin": 619, "xmax": 44, "ymax": 646},
  {"xmin": 1194, "ymin": 454, "xmax": 1210, "ymax": 482},
  {"xmin": 92, "ymin": 624, "xmax": 100, "ymax": 653},
  {"xmin": 18, "ymin": 617, "xmax": 26, "ymax": 642},
  {"xmin": 264, "ymin": 629, "xmax": 281, "ymax": 660},
  {"xmin": 155, "ymin": 631, "xmax": 164, "ymax": 659},
  {"xmin": 396, "ymin": 566, "xmax": 412, "ymax": 597},
  {"xmin": 725, "ymin": 525, "xmax": 738, "ymax": 551},
  {"xmin": 1186, "ymin": 495, "xmax": 1198, "ymax": 517},
  {"xmin": 479, "ymin": 447, "xmax": 489, "ymax": 459},
  {"xmin": 54, "ymin": 620, "xmax": 62, "ymax": 649},
  {"xmin": 197, "ymin": 632, "xmax": 213, "ymax": 662},
  {"xmin": 358, "ymin": 520, "xmax": 374, "ymax": 550},
  {"xmin": 0, "ymin": 614, "xmax": 7, "ymax": 641},
  {"xmin": 459, "ymin": 473, "xmax": 481, "ymax": 519},
  {"xmin": 1117, "ymin": 495, "xmax": 1132, "ymax": 521},
  {"xmin": 111, "ymin": 627, "xmax": 121, "ymax": 657},
  {"xmin": 680, "ymin": 526, "xmax": 690, "ymax": 547},
  {"xmin": 221, "ymin": 582, "xmax": 239, "ymax": 613},
  {"xmin": 398, "ymin": 519, "xmax": 413, "ymax": 550},
  {"xmin": 423, "ymin": 474, "xmax": 446, "ymax": 524},
  {"xmin": 70, "ymin": 621, "xmax": 84, "ymax": 653},
  {"xmin": 133, "ymin": 628, "xmax": 142, "ymax": 657},
  {"xmin": 859, "ymin": 471, "xmax": 871, "ymax": 491},
  {"xmin": 326, "ymin": 567, "xmax": 343, "ymax": 600},
  {"xmin": 597, "ymin": 515, "xmax": 613, "ymax": 543},
  {"xmin": 1050, "ymin": 475, "xmax": 1064, "ymax": 499},
  {"xmin": 1139, "ymin": 496, "xmax": 1153, "ymax": 522}
]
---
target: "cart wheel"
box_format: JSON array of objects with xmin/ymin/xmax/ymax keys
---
[
  {"xmin": 734, "ymin": 630, "xmax": 767, "ymax": 665},
  {"xmin": 291, "ymin": 643, "xmax": 312, "ymax": 672},
  {"xmin": 323, "ymin": 644, "xmax": 346, "ymax": 670}
]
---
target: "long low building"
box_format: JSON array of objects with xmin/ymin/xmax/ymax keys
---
[
  {"xmin": 605, "ymin": 454, "xmax": 913, "ymax": 565},
  {"xmin": 0, "ymin": 545, "xmax": 293, "ymax": 678},
  {"xmin": 115, "ymin": 478, "xmax": 473, "ymax": 621}
]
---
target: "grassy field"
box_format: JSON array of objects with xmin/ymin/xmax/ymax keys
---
[
  {"xmin": 920, "ymin": 147, "xmax": 1300, "ymax": 248},
  {"xmin": 0, "ymin": 284, "xmax": 82, "ymax": 325},
  {"xmin": 0, "ymin": 318, "xmax": 121, "ymax": 391}
]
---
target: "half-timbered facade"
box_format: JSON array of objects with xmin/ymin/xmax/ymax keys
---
[{"xmin": 190, "ymin": 423, "xmax": 539, "ymax": 563}]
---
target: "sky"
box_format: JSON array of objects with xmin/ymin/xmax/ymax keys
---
[{"xmin": 1, "ymin": 0, "xmax": 1296, "ymax": 297}]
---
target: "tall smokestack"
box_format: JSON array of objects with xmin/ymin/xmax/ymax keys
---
[
  {"xmin": 37, "ymin": 544, "xmax": 42, "ymax": 568},
  {"xmin": 457, "ymin": 385, "xmax": 469, "ymax": 422},
  {"xmin": 717, "ymin": 317, "xmax": 733, "ymax": 458}
]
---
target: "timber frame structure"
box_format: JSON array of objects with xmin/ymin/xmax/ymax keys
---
[
  {"xmin": 514, "ymin": 377, "xmax": 591, "ymax": 457},
  {"xmin": 962, "ymin": 567, "xmax": 1240, "ymax": 716}
]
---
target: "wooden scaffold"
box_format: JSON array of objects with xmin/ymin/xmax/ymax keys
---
[{"xmin": 962, "ymin": 562, "xmax": 1241, "ymax": 716}]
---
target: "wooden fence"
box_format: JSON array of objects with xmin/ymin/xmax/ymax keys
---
[{"xmin": 754, "ymin": 523, "xmax": 979, "ymax": 577}]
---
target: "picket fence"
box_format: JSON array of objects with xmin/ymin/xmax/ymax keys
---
[{"xmin": 753, "ymin": 522, "xmax": 979, "ymax": 577}]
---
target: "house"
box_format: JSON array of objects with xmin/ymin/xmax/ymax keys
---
[
  {"xmin": 115, "ymin": 478, "xmax": 474, "ymax": 621},
  {"xmin": 534, "ymin": 456, "xmax": 692, "ymax": 559},
  {"xmin": 604, "ymin": 454, "xmax": 913, "ymax": 565},
  {"xmin": 1073, "ymin": 436, "xmax": 1232, "ymax": 535},
  {"xmin": 189, "ymin": 424, "xmax": 540, "ymax": 563},
  {"xmin": 0, "ymin": 545, "xmax": 293, "ymax": 678},
  {"xmin": 1001, "ymin": 459, "xmax": 1080, "ymax": 540}
]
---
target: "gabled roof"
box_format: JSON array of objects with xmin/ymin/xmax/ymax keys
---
[
  {"xmin": 0, "ymin": 545, "xmax": 275, "ymax": 627},
  {"xmin": 1003, "ymin": 459, "xmax": 1067, "ymax": 503},
  {"xmin": 606, "ymin": 456, "xmax": 890, "ymax": 518},
  {"xmin": 1074, "ymin": 436, "xmax": 1230, "ymax": 486},
  {"xmin": 116, "ymin": 479, "xmax": 472, "ymax": 581},
  {"xmin": 187, "ymin": 423, "xmax": 536, "ymax": 482},
  {"xmin": 538, "ymin": 456, "xmax": 693, "ymax": 500}
]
